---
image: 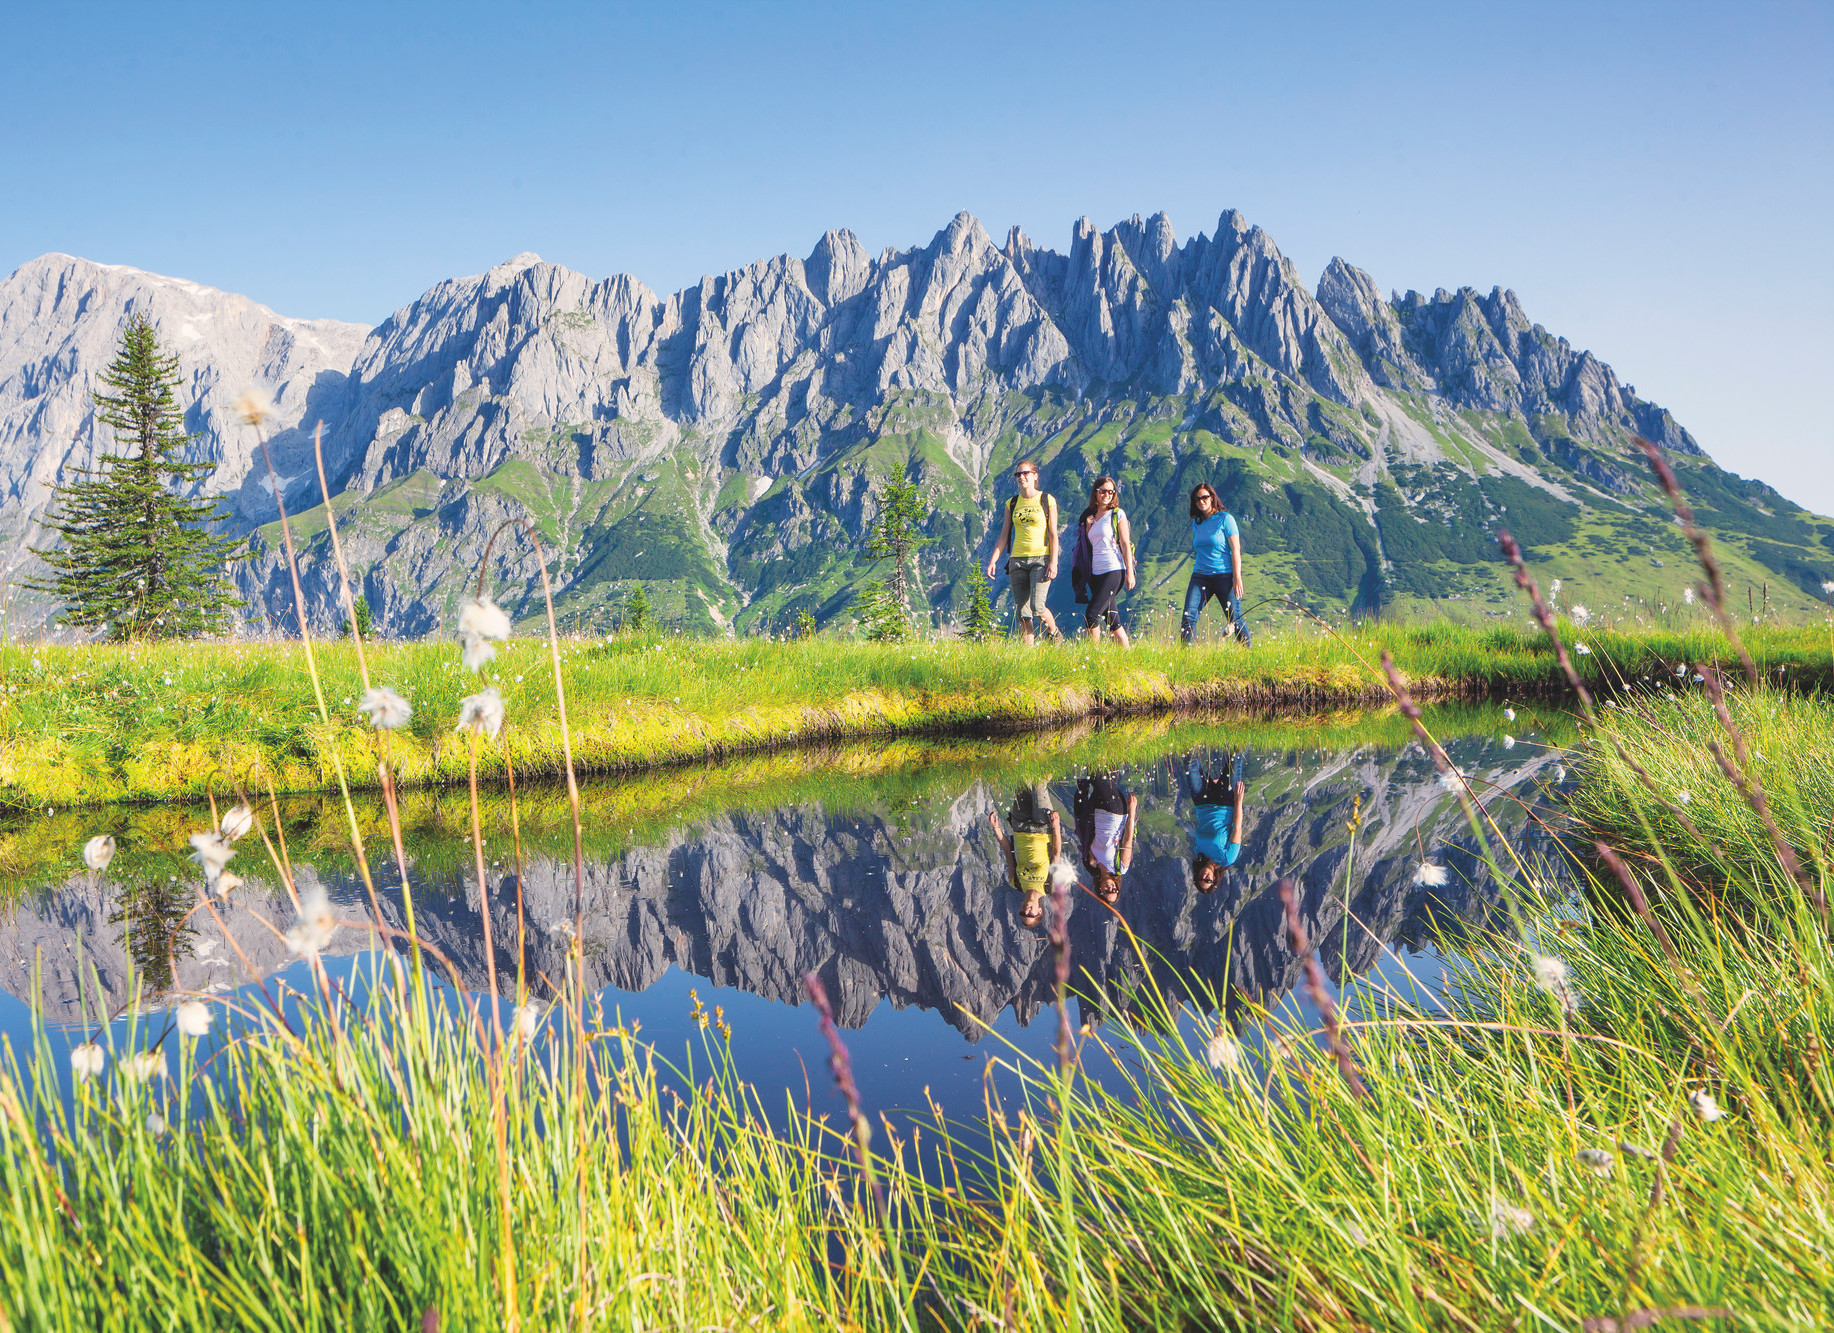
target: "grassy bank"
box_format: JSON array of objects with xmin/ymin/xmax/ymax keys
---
[
  {"xmin": 1, "ymin": 620, "xmax": 1823, "ymax": 809},
  {"xmin": 1, "ymin": 692, "xmax": 1829, "ymax": 1327},
  {"xmin": 1568, "ymin": 686, "xmax": 1834, "ymax": 906}
]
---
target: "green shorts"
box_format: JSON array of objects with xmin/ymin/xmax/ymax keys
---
[{"xmin": 1007, "ymin": 560, "xmax": 1051, "ymax": 618}]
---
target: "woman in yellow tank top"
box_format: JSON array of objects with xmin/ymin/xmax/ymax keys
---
[
  {"xmin": 985, "ymin": 460, "xmax": 1061, "ymax": 645},
  {"xmin": 987, "ymin": 780, "xmax": 1061, "ymax": 927}
]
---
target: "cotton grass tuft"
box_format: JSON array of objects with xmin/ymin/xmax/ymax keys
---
[
  {"xmin": 70, "ymin": 1042, "xmax": 106, "ymax": 1081},
  {"xmin": 82, "ymin": 834, "xmax": 115, "ymax": 872},
  {"xmin": 457, "ymin": 687, "xmax": 506, "ymax": 741},
  {"xmin": 284, "ymin": 886, "xmax": 337, "ymax": 959},
  {"xmin": 357, "ymin": 686, "xmax": 413, "ymax": 730}
]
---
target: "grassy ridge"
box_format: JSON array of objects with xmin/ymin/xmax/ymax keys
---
[
  {"xmin": 2, "ymin": 694, "xmax": 1829, "ymax": 1326},
  {"xmin": 0, "ymin": 621, "xmax": 1823, "ymax": 809}
]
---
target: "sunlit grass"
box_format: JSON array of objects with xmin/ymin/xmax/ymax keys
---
[{"xmin": 1, "ymin": 620, "xmax": 1823, "ymax": 808}]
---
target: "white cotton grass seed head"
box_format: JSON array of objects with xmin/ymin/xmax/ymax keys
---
[
  {"xmin": 357, "ymin": 686, "xmax": 413, "ymax": 730},
  {"xmin": 145, "ymin": 1110, "xmax": 168, "ymax": 1138},
  {"xmin": 175, "ymin": 1001, "xmax": 212, "ymax": 1038},
  {"xmin": 1690, "ymin": 1088, "xmax": 1724, "ymax": 1122},
  {"xmin": 1504, "ymin": 708, "xmax": 1516, "ymax": 722},
  {"xmin": 1574, "ymin": 642, "xmax": 1592, "ymax": 655},
  {"xmin": 1503, "ymin": 734, "xmax": 1516, "ymax": 750},
  {"xmin": 1532, "ymin": 955, "xmax": 1569, "ymax": 992},
  {"xmin": 213, "ymin": 869, "xmax": 244, "ymax": 897},
  {"xmin": 232, "ymin": 388, "xmax": 275, "ymax": 427},
  {"xmin": 124, "ymin": 1051, "xmax": 166, "ymax": 1084},
  {"xmin": 1413, "ymin": 862, "xmax": 1449, "ymax": 888},
  {"xmin": 458, "ymin": 597, "xmax": 512, "ymax": 642},
  {"xmin": 1576, "ymin": 1148, "xmax": 1614, "ymax": 1177},
  {"xmin": 1684, "ymin": 586, "xmax": 1696, "ymax": 605},
  {"xmin": 512, "ymin": 1002, "xmax": 542, "ymax": 1046},
  {"xmin": 83, "ymin": 834, "xmax": 116, "ymax": 873},
  {"xmin": 456, "ymin": 687, "xmax": 506, "ymax": 741},
  {"xmin": 219, "ymin": 803, "xmax": 254, "ymax": 842},
  {"xmin": 461, "ymin": 632, "xmax": 496, "ymax": 672},
  {"xmin": 1822, "ymin": 580, "xmax": 1834, "ymax": 596},
  {"xmin": 1571, "ymin": 604, "xmax": 1591, "ymax": 625},
  {"xmin": 70, "ymin": 1042, "xmax": 106, "ymax": 1081},
  {"xmin": 189, "ymin": 832, "xmax": 234, "ymax": 889},
  {"xmin": 284, "ymin": 886, "xmax": 337, "ymax": 959},
  {"xmin": 1550, "ymin": 579, "xmax": 1562, "ymax": 596},
  {"xmin": 1437, "ymin": 768, "xmax": 1467, "ymax": 793},
  {"xmin": 1206, "ymin": 1028, "xmax": 1244, "ymax": 1073}
]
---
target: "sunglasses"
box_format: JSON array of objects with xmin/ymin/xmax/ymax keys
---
[
  {"xmin": 1095, "ymin": 486, "xmax": 1117, "ymax": 495},
  {"xmin": 1014, "ymin": 469, "xmax": 1036, "ymax": 478}
]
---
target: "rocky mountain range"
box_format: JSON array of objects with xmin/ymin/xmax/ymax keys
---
[{"xmin": 3, "ymin": 212, "xmax": 1830, "ymax": 636}]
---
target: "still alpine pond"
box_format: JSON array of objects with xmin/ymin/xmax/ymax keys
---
[{"xmin": 0, "ymin": 705, "xmax": 1570, "ymax": 1117}]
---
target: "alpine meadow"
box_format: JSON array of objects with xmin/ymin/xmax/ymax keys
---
[{"xmin": 0, "ymin": 176, "xmax": 1830, "ymax": 1333}]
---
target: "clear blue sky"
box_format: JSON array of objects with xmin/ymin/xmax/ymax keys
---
[{"xmin": 5, "ymin": 1, "xmax": 1829, "ymax": 511}]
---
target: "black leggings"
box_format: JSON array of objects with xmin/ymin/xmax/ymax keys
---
[{"xmin": 1085, "ymin": 570, "xmax": 1125, "ymax": 632}]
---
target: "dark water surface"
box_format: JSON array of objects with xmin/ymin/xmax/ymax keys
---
[{"xmin": 0, "ymin": 709, "xmax": 1569, "ymax": 1118}]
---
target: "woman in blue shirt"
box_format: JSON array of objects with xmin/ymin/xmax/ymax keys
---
[
  {"xmin": 1188, "ymin": 749, "xmax": 1247, "ymax": 894},
  {"xmin": 1181, "ymin": 483, "xmax": 1252, "ymax": 646}
]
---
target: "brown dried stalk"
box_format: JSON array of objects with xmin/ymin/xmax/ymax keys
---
[
  {"xmin": 804, "ymin": 971, "xmax": 886, "ymax": 1214},
  {"xmin": 1279, "ymin": 880, "xmax": 1368, "ymax": 1099},
  {"xmin": 1497, "ymin": 531, "xmax": 1595, "ymax": 718},
  {"xmin": 1633, "ymin": 436, "xmax": 1758, "ymax": 689},
  {"xmin": 1695, "ymin": 665, "xmax": 1822, "ymax": 912},
  {"xmin": 1048, "ymin": 871, "xmax": 1075, "ymax": 1079},
  {"xmin": 1595, "ymin": 841, "xmax": 1722, "ymax": 1035}
]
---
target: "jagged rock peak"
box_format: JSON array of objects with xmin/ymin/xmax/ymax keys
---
[
  {"xmin": 489, "ymin": 252, "xmax": 543, "ymax": 277},
  {"xmin": 936, "ymin": 210, "xmax": 994, "ymax": 254},
  {"xmin": 804, "ymin": 228, "xmax": 870, "ymax": 306}
]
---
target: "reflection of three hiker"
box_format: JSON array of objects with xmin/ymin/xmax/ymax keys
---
[
  {"xmin": 984, "ymin": 462, "xmax": 1251, "ymax": 647},
  {"xmin": 991, "ymin": 753, "xmax": 1249, "ymax": 924}
]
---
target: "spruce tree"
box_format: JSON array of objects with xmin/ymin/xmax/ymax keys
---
[
  {"xmin": 29, "ymin": 315, "xmax": 241, "ymax": 638},
  {"xmin": 958, "ymin": 564, "xmax": 1000, "ymax": 642},
  {"xmin": 859, "ymin": 476, "xmax": 930, "ymax": 639},
  {"xmin": 622, "ymin": 581, "xmax": 652, "ymax": 632}
]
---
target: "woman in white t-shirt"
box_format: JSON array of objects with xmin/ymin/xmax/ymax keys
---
[
  {"xmin": 1075, "ymin": 769, "xmax": 1137, "ymax": 905},
  {"xmin": 1078, "ymin": 475, "xmax": 1135, "ymax": 647}
]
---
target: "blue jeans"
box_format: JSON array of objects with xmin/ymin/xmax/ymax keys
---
[{"xmin": 1181, "ymin": 574, "xmax": 1251, "ymax": 646}]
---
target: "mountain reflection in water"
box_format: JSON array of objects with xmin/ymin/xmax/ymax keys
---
[{"xmin": 2, "ymin": 719, "xmax": 1566, "ymax": 1074}]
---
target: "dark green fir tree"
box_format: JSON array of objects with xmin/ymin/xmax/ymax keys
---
[
  {"xmin": 858, "ymin": 475, "xmax": 930, "ymax": 641},
  {"xmin": 622, "ymin": 581, "xmax": 652, "ymax": 632},
  {"xmin": 958, "ymin": 564, "xmax": 1000, "ymax": 642},
  {"xmin": 863, "ymin": 476, "xmax": 929, "ymax": 611},
  {"xmin": 29, "ymin": 315, "xmax": 241, "ymax": 638}
]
